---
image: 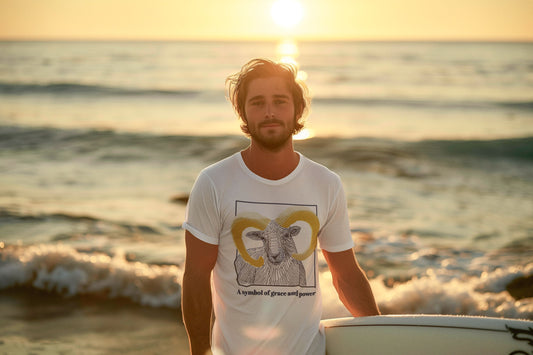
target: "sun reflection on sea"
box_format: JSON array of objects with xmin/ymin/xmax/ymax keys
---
[
  {"xmin": 293, "ymin": 128, "xmax": 315, "ymax": 140},
  {"xmin": 275, "ymin": 39, "xmax": 312, "ymax": 140},
  {"xmin": 276, "ymin": 39, "xmax": 308, "ymax": 82},
  {"xmin": 274, "ymin": 41, "xmax": 312, "ymax": 140},
  {"xmin": 271, "ymin": 0, "xmax": 311, "ymax": 140},
  {"xmin": 277, "ymin": 39, "xmax": 299, "ymax": 59}
]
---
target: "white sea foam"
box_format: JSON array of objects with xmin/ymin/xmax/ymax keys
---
[
  {"xmin": 320, "ymin": 264, "xmax": 533, "ymax": 320},
  {"xmin": 1, "ymin": 243, "xmax": 531, "ymax": 320},
  {"xmin": 474, "ymin": 263, "xmax": 533, "ymax": 293},
  {"xmin": 0, "ymin": 244, "xmax": 182, "ymax": 308}
]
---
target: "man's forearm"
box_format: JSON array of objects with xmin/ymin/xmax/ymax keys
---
[
  {"xmin": 182, "ymin": 271, "xmax": 214, "ymax": 355},
  {"xmin": 323, "ymin": 249, "xmax": 380, "ymax": 317},
  {"xmin": 334, "ymin": 268, "xmax": 380, "ymax": 317}
]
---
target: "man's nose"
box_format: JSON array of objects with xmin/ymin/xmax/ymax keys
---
[{"xmin": 264, "ymin": 104, "xmax": 274, "ymax": 118}]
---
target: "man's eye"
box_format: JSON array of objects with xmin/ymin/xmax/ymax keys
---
[{"xmin": 251, "ymin": 101, "xmax": 264, "ymax": 106}]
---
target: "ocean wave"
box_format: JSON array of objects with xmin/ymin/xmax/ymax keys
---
[
  {"xmin": 0, "ymin": 125, "xmax": 249, "ymax": 164},
  {"xmin": 2, "ymin": 81, "xmax": 531, "ymax": 112},
  {"xmin": 0, "ymin": 209, "xmax": 173, "ymax": 240},
  {"xmin": 0, "ymin": 244, "xmax": 182, "ymax": 308},
  {"xmin": 321, "ymin": 264, "xmax": 533, "ymax": 320},
  {"xmin": 0, "ymin": 81, "xmax": 203, "ymax": 98},
  {"xmin": 1, "ymin": 243, "xmax": 531, "ymax": 319},
  {"xmin": 312, "ymin": 96, "xmax": 533, "ymax": 111},
  {"xmin": 407, "ymin": 136, "xmax": 533, "ymax": 161},
  {"xmin": 2, "ymin": 125, "xmax": 533, "ymax": 167},
  {"xmin": 296, "ymin": 136, "xmax": 533, "ymax": 177}
]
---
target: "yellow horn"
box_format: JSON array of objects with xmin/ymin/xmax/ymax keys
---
[
  {"xmin": 276, "ymin": 210, "xmax": 319, "ymax": 261},
  {"xmin": 231, "ymin": 217, "xmax": 269, "ymax": 268}
]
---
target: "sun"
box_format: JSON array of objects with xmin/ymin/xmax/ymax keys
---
[{"xmin": 271, "ymin": 0, "xmax": 304, "ymax": 29}]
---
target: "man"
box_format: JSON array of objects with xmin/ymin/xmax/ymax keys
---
[{"xmin": 182, "ymin": 58, "xmax": 380, "ymax": 355}]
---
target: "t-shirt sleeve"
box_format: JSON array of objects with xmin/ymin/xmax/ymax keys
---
[
  {"xmin": 182, "ymin": 171, "xmax": 221, "ymax": 245},
  {"xmin": 317, "ymin": 177, "xmax": 354, "ymax": 252}
]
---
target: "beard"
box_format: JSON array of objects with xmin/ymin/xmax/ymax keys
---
[{"xmin": 248, "ymin": 119, "xmax": 295, "ymax": 151}]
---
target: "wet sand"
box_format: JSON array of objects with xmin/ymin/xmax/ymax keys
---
[{"xmin": 0, "ymin": 288, "xmax": 190, "ymax": 354}]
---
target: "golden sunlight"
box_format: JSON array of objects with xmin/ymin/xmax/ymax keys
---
[
  {"xmin": 277, "ymin": 39, "xmax": 299, "ymax": 67},
  {"xmin": 293, "ymin": 128, "xmax": 315, "ymax": 140},
  {"xmin": 275, "ymin": 39, "xmax": 308, "ymax": 82},
  {"xmin": 271, "ymin": 0, "xmax": 304, "ymax": 29},
  {"xmin": 276, "ymin": 40, "xmax": 299, "ymax": 58}
]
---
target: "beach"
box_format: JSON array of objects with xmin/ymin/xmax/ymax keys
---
[
  {"xmin": 0, "ymin": 288, "xmax": 188, "ymax": 354},
  {"xmin": 1, "ymin": 40, "xmax": 532, "ymax": 353}
]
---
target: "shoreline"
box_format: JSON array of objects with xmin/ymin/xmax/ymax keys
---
[{"xmin": 0, "ymin": 288, "xmax": 190, "ymax": 354}]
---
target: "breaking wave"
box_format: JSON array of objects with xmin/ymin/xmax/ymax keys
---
[
  {"xmin": 321, "ymin": 264, "xmax": 533, "ymax": 320},
  {"xmin": 1, "ymin": 243, "xmax": 531, "ymax": 319},
  {"xmin": 0, "ymin": 244, "xmax": 182, "ymax": 308}
]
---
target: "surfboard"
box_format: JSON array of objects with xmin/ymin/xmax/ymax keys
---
[{"xmin": 321, "ymin": 315, "xmax": 533, "ymax": 355}]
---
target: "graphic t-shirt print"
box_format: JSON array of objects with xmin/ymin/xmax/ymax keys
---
[{"xmin": 232, "ymin": 202, "xmax": 319, "ymax": 288}]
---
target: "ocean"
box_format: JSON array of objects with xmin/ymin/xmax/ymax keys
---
[{"xmin": 1, "ymin": 40, "xmax": 532, "ymax": 353}]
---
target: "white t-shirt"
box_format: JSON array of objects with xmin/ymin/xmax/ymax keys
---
[{"xmin": 183, "ymin": 152, "xmax": 354, "ymax": 355}]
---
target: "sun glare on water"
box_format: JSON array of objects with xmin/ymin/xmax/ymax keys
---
[
  {"xmin": 271, "ymin": 0, "xmax": 309, "ymax": 141},
  {"xmin": 271, "ymin": 0, "xmax": 304, "ymax": 29},
  {"xmin": 293, "ymin": 128, "xmax": 315, "ymax": 140}
]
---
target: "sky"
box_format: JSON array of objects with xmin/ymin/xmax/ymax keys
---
[{"xmin": 1, "ymin": 0, "xmax": 532, "ymax": 41}]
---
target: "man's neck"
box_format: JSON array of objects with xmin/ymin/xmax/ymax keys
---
[{"xmin": 241, "ymin": 139, "xmax": 300, "ymax": 180}]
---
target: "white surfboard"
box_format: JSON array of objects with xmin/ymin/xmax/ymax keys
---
[{"xmin": 321, "ymin": 315, "xmax": 533, "ymax": 355}]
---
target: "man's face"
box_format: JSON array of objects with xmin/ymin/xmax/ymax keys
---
[{"xmin": 244, "ymin": 76, "xmax": 296, "ymax": 151}]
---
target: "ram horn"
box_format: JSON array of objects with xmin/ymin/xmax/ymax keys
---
[
  {"xmin": 232, "ymin": 216, "xmax": 270, "ymax": 268},
  {"xmin": 275, "ymin": 210, "xmax": 319, "ymax": 261}
]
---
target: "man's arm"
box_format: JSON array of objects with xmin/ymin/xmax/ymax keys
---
[
  {"xmin": 323, "ymin": 248, "xmax": 380, "ymax": 317},
  {"xmin": 182, "ymin": 230, "xmax": 218, "ymax": 355}
]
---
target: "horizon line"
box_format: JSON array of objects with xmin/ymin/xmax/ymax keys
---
[{"xmin": 1, "ymin": 36, "xmax": 533, "ymax": 43}]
